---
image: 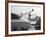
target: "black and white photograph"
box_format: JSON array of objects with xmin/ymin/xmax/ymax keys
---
[
  {"xmin": 11, "ymin": 5, "xmax": 41, "ymax": 31},
  {"xmin": 8, "ymin": 2, "xmax": 45, "ymax": 35}
]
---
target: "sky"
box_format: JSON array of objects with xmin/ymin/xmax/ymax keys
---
[
  {"xmin": 10, "ymin": 5, "xmax": 41, "ymax": 18},
  {"xmin": 11, "ymin": 5, "xmax": 41, "ymax": 16}
]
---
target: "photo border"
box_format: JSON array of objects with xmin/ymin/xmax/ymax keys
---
[{"xmin": 5, "ymin": 0, "xmax": 45, "ymax": 37}]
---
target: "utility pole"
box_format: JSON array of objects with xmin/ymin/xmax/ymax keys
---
[
  {"xmin": 29, "ymin": 13, "xmax": 31, "ymax": 21},
  {"xmin": 28, "ymin": 9, "xmax": 34, "ymax": 22}
]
